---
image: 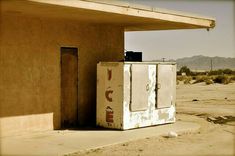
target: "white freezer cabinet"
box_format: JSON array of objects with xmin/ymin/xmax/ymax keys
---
[{"xmin": 97, "ymin": 62, "xmax": 176, "ymax": 130}]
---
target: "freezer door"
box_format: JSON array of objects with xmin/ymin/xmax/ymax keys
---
[
  {"xmin": 157, "ymin": 64, "xmax": 176, "ymax": 108},
  {"xmin": 130, "ymin": 64, "xmax": 149, "ymax": 112}
]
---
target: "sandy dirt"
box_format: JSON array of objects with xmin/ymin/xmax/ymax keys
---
[{"xmin": 69, "ymin": 83, "xmax": 235, "ymax": 156}]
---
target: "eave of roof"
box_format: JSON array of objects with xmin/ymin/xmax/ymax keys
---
[{"xmin": 1, "ymin": 0, "xmax": 216, "ymax": 31}]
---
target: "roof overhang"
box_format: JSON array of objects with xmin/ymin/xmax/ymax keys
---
[{"xmin": 1, "ymin": 0, "xmax": 216, "ymax": 31}]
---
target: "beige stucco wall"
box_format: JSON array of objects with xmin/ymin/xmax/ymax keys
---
[{"xmin": 0, "ymin": 13, "xmax": 124, "ymax": 136}]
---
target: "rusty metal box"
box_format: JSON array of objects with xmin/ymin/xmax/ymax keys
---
[{"xmin": 97, "ymin": 62, "xmax": 176, "ymax": 130}]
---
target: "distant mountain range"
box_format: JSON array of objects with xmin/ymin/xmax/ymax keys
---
[
  {"xmin": 155, "ymin": 55, "xmax": 235, "ymax": 71},
  {"xmin": 172, "ymin": 55, "xmax": 235, "ymax": 71}
]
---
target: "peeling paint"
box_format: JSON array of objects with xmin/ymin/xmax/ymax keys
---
[{"xmin": 97, "ymin": 62, "xmax": 176, "ymax": 130}]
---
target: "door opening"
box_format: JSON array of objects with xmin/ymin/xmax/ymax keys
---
[{"xmin": 61, "ymin": 47, "xmax": 78, "ymax": 128}]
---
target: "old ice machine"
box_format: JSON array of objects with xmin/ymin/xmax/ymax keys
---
[{"xmin": 96, "ymin": 62, "xmax": 176, "ymax": 130}]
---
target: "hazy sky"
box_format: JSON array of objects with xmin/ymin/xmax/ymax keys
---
[{"xmin": 124, "ymin": 0, "xmax": 235, "ymax": 60}]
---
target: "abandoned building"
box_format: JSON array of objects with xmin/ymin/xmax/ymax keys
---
[{"xmin": 0, "ymin": 0, "xmax": 215, "ymax": 136}]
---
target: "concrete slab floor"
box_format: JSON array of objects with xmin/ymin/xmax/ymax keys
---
[{"xmin": 0, "ymin": 121, "xmax": 200, "ymax": 156}]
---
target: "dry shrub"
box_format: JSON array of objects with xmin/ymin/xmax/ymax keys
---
[
  {"xmin": 177, "ymin": 76, "xmax": 193, "ymax": 84},
  {"xmin": 205, "ymin": 79, "xmax": 214, "ymax": 85},
  {"xmin": 193, "ymin": 76, "xmax": 210, "ymax": 84},
  {"xmin": 231, "ymin": 75, "xmax": 235, "ymax": 82},
  {"xmin": 177, "ymin": 76, "xmax": 187, "ymax": 81},
  {"xmin": 184, "ymin": 76, "xmax": 192, "ymax": 84},
  {"xmin": 192, "ymin": 76, "xmax": 197, "ymax": 80},
  {"xmin": 213, "ymin": 75, "xmax": 231, "ymax": 84}
]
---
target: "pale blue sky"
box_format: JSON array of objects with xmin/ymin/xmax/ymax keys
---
[{"xmin": 124, "ymin": 0, "xmax": 235, "ymax": 60}]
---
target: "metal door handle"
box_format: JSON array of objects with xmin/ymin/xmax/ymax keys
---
[
  {"xmin": 157, "ymin": 83, "xmax": 161, "ymax": 89},
  {"xmin": 146, "ymin": 84, "xmax": 149, "ymax": 91}
]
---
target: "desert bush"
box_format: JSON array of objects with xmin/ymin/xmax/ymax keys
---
[
  {"xmin": 179, "ymin": 66, "xmax": 191, "ymax": 76},
  {"xmin": 177, "ymin": 76, "xmax": 183, "ymax": 81},
  {"xmin": 190, "ymin": 71, "xmax": 207, "ymax": 76},
  {"xmin": 208, "ymin": 69, "xmax": 235, "ymax": 76},
  {"xmin": 193, "ymin": 76, "xmax": 210, "ymax": 84},
  {"xmin": 223, "ymin": 69, "xmax": 233, "ymax": 75},
  {"xmin": 177, "ymin": 75, "xmax": 193, "ymax": 84},
  {"xmin": 177, "ymin": 76, "xmax": 187, "ymax": 81},
  {"xmin": 192, "ymin": 76, "xmax": 197, "ymax": 80},
  {"xmin": 176, "ymin": 71, "xmax": 181, "ymax": 76},
  {"xmin": 208, "ymin": 69, "xmax": 223, "ymax": 75},
  {"xmin": 231, "ymin": 75, "xmax": 235, "ymax": 81},
  {"xmin": 213, "ymin": 75, "xmax": 231, "ymax": 84},
  {"xmin": 205, "ymin": 79, "xmax": 214, "ymax": 85},
  {"xmin": 184, "ymin": 76, "xmax": 192, "ymax": 84}
]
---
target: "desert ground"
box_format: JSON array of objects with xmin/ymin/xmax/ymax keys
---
[{"xmin": 70, "ymin": 82, "xmax": 235, "ymax": 156}]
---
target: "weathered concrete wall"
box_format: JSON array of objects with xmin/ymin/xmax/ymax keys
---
[{"xmin": 0, "ymin": 13, "xmax": 124, "ymax": 136}]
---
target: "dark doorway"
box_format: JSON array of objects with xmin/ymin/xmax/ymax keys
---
[{"xmin": 61, "ymin": 47, "xmax": 78, "ymax": 128}]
